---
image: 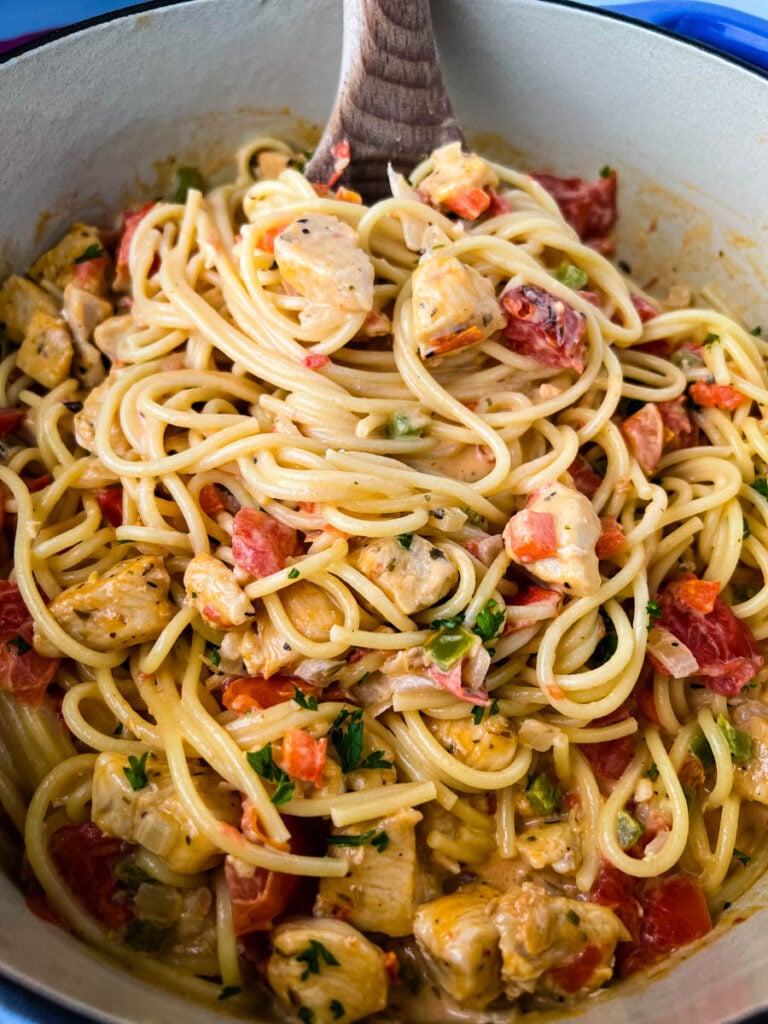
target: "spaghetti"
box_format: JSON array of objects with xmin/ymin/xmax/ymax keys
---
[{"xmin": 1, "ymin": 138, "xmax": 768, "ymax": 1021}]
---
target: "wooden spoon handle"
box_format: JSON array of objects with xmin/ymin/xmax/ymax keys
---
[{"xmin": 305, "ymin": 0, "xmax": 464, "ymax": 200}]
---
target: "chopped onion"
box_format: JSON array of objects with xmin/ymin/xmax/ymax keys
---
[
  {"xmin": 293, "ymin": 658, "xmax": 345, "ymax": 685},
  {"xmin": 519, "ymin": 718, "xmax": 561, "ymax": 752},
  {"xmin": 647, "ymin": 626, "xmax": 699, "ymax": 677}
]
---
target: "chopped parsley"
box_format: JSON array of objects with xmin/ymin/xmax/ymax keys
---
[
  {"xmin": 358, "ymin": 749, "xmax": 393, "ymax": 770},
  {"xmin": 288, "ymin": 567, "xmax": 300, "ymax": 579},
  {"xmin": 208, "ymin": 646, "xmax": 221, "ymax": 667},
  {"xmin": 566, "ymin": 908, "xmax": 581, "ymax": 926},
  {"xmin": 5, "ymin": 634, "xmax": 32, "ymax": 655},
  {"xmin": 462, "ymin": 507, "xmax": 487, "ymax": 528},
  {"xmin": 733, "ymin": 848, "xmax": 751, "ymax": 865},
  {"xmin": 171, "ymin": 166, "xmax": 204, "ymax": 203},
  {"xmin": 296, "ymin": 939, "xmax": 339, "ymax": 980},
  {"xmin": 743, "ymin": 518, "xmax": 752, "ymax": 540},
  {"xmin": 471, "ymin": 700, "xmax": 499, "ymax": 725},
  {"xmin": 751, "ymin": 478, "xmax": 768, "ymax": 499},
  {"xmin": 386, "ymin": 411, "xmax": 430, "ymax": 438},
  {"xmin": 124, "ymin": 919, "xmax": 167, "ymax": 952},
  {"xmin": 113, "ymin": 861, "xmax": 153, "ymax": 887},
  {"xmin": 328, "ymin": 828, "xmax": 389, "ymax": 851},
  {"xmin": 646, "ymin": 600, "xmax": 662, "ymax": 628},
  {"xmin": 246, "ymin": 743, "xmax": 295, "ymax": 805},
  {"xmin": 122, "ymin": 752, "xmax": 150, "ymax": 791},
  {"xmin": 292, "ymin": 686, "xmax": 319, "ymax": 711},
  {"xmin": 704, "ymin": 332, "xmax": 720, "ymax": 348},
  {"xmin": 590, "ymin": 610, "xmax": 618, "ymax": 667},
  {"xmin": 599, "ymin": 165, "xmax": 613, "ymax": 179},
  {"xmin": 646, "ymin": 763, "xmax": 659, "ymax": 781},
  {"xmin": 298, "ymin": 1009, "xmax": 314, "ymax": 1024},
  {"xmin": 330, "ymin": 1000, "xmax": 345, "ymax": 1020},
  {"xmin": 330, "ymin": 709, "xmax": 364, "ymax": 773},
  {"xmin": 750, "ymin": 325, "xmax": 763, "ymax": 336},
  {"xmin": 396, "ymin": 533, "xmax": 413, "ymax": 550},
  {"xmin": 473, "ymin": 598, "xmax": 505, "ymax": 643},
  {"xmin": 690, "ymin": 729, "xmax": 715, "ymax": 770},
  {"xmin": 73, "ymin": 242, "xmax": 106, "ymax": 264}
]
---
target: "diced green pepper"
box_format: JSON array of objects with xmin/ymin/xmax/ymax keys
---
[
  {"xmin": 386, "ymin": 411, "xmax": 431, "ymax": 438},
  {"xmin": 556, "ymin": 262, "xmax": 588, "ymax": 290},
  {"xmin": 424, "ymin": 624, "xmax": 478, "ymax": 671},
  {"xmin": 689, "ymin": 729, "xmax": 715, "ymax": 770},
  {"xmin": 617, "ymin": 809, "xmax": 644, "ymax": 849},
  {"xmin": 717, "ymin": 715, "xmax": 752, "ymax": 763},
  {"xmin": 526, "ymin": 773, "xmax": 561, "ymax": 815}
]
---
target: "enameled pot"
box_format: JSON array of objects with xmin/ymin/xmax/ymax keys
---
[{"xmin": 2, "ymin": 2, "xmax": 768, "ymax": 1021}]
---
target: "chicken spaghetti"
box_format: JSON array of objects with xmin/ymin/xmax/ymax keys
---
[{"xmin": 1, "ymin": 139, "xmax": 768, "ymax": 1021}]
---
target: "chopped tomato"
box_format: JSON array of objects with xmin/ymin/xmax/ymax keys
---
[
  {"xmin": 48, "ymin": 822, "xmax": 132, "ymax": 930},
  {"xmin": 591, "ymin": 859, "xmax": 641, "ymax": 942},
  {"xmin": 689, "ymin": 381, "xmax": 749, "ymax": 410},
  {"xmin": 0, "ymin": 408, "xmax": 24, "ymax": 438},
  {"xmin": 504, "ymin": 585, "xmax": 561, "ymax": 633},
  {"xmin": 21, "ymin": 472, "xmax": 52, "ymax": 493},
  {"xmin": 281, "ymin": 728, "xmax": 327, "ymax": 787},
  {"xmin": 199, "ymin": 483, "xmax": 240, "ymax": 517},
  {"xmin": 503, "ymin": 508, "xmax": 557, "ymax": 562},
  {"xmin": 649, "ymin": 576, "xmax": 763, "ymax": 695},
  {"xmin": 222, "ymin": 675, "xmax": 320, "ymax": 713},
  {"xmin": 618, "ymin": 875, "xmax": 712, "ymax": 977},
  {"xmin": 501, "ymin": 285, "xmax": 586, "ymax": 371},
  {"xmin": 531, "ymin": 171, "xmax": 617, "ymax": 248},
  {"xmin": 0, "ymin": 580, "xmax": 60, "ymax": 707},
  {"xmin": 335, "ymin": 186, "xmax": 363, "ymax": 204},
  {"xmin": 569, "ymin": 455, "xmax": 602, "ymax": 498},
  {"xmin": 231, "ymin": 507, "xmax": 301, "ymax": 578},
  {"xmin": 96, "ymin": 485, "xmax": 123, "ymax": 527},
  {"xmin": 580, "ymin": 707, "xmax": 634, "ymax": 781},
  {"xmin": 658, "ymin": 398, "xmax": 699, "ymax": 452},
  {"xmin": 444, "ymin": 187, "xmax": 491, "ymax": 220},
  {"xmin": 596, "ymin": 517, "xmax": 625, "ymax": 559},
  {"xmin": 256, "ymin": 222, "xmax": 291, "ymax": 254},
  {"xmin": 114, "ymin": 201, "xmax": 156, "ymax": 290},
  {"xmin": 327, "ymin": 140, "xmax": 352, "ymax": 188},
  {"xmin": 547, "ymin": 943, "xmax": 604, "ymax": 995},
  {"xmin": 486, "ymin": 188, "xmax": 511, "ymax": 217},
  {"xmin": 382, "ymin": 950, "xmax": 400, "ymax": 983},
  {"xmin": 72, "ymin": 254, "xmax": 111, "ymax": 295},
  {"xmin": 620, "ymin": 403, "xmax": 664, "ymax": 475},
  {"xmin": 630, "ymin": 293, "xmax": 659, "ymax": 322},
  {"xmin": 633, "ymin": 663, "xmax": 661, "ymax": 726},
  {"xmin": 225, "ymin": 854, "xmax": 298, "ymax": 936},
  {"xmin": 302, "ymin": 352, "xmax": 330, "ymax": 369},
  {"xmin": 666, "ymin": 576, "xmax": 720, "ymax": 615}
]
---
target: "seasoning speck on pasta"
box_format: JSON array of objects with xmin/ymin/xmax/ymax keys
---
[{"xmin": 1, "ymin": 137, "xmax": 767, "ymax": 1022}]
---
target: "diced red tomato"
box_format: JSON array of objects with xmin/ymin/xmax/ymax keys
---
[
  {"xmin": 72, "ymin": 254, "xmax": 111, "ymax": 295},
  {"xmin": 96, "ymin": 485, "xmax": 122, "ymax": 527},
  {"xmin": 48, "ymin": 822, "xmax": 132, "ymax": 930},
  {"xmin": 302, "ymin": 352, "xmax": 330, "ymax": 369},
  {"xmin": 547, "ymin": 943, "xmax": 604, "ymax": 995},
  {"xmin": 596, "ymin": 517, "xmax": 626, "ymax": 559},
  {"xmin": 426, "ymin": 659, "xmax": 489, "ymax": 707},
  {"xmin": 689, "ymin": 381, "xmax": 749, "ymax": 410},
  {"xmin": 635, "ymin": 338, "xmax": 672, "ymax": 359},
  {"xmin": 281, "ymin": 728, "xmax": 327, "ymax": 788},
  {"xmin": 21, "ymin": 472, "xmax": 52, "ymax": 493},
  {"xmin": 630, "ymin": 293, "xmax": 660, "ymax": 322},
  {"xmin": 501, "ymin": 285, "xmax": 586, "ymax": 372},
  {"xmin": 590, "ymin": 859, "xmax": 641, "ymax": 942},
  {"xmin": 503, "ymin": 585, "xmax": 561, "ymax": 633},
  {"xmin": 335, "ymin": 186, "xmax": 363, "ymax": 205},
  {"xmin": 231, "ymin": 507, "xmax": 301, "ymax": 579},
  {"xmin": 444, "ymin": 187, "xmax": 491, "ymax": 220},
  {"xmin": 115, "ymin": 202, "xmax": 156, "ymax": 290},
  {"xmin": 569, "ymin": 455, "xmax": 602, "ymax": 498},
  {"xmin": 199, "ymin": 483, "xmax": 240, "ymax": 517},
  {"xmin": 327, "ymin": 140, "xmax": 352, "ymax": 189},
  {"xmin": 486, "ymin": 188, "xmax": 511, "ymax": 217},
  {"xmin": 618, "ymin": 875, "xmax": 712, "ymax": 977},
  {"xmin": 620, "ymin": 403, "xmax": 664, "ymax": 475},
  {"xmin": 0, "ymin": 408, "xmax": 24, "ymax": 439},
  {"xmin": 580, "ymin": 707, "xmax": 634, "ymax": 782},
  {"xmin": 649, "ymin": 576, "xmax": 763, "ymax": 695},
  {"xmin": 256, "ymin": 221, "xmax": 291, "ymax": 254},
  {"xmin": 633, "ymin": 663, "xmax": 661, "ymax": 726},
  {"xmin": 225, "ymin": 857, "xmax": 299, "ymax": 935},
  {"xmin": 531, "ymin": 171, "xmax": 617, "ymax": 247},
  {"xmin": 221, "ymin": 675, "xmax": 320, "ymax": 713},
  {"xmin": 667, "ymin": 576, "xmax": 720, "ymax": 615},
  {"xmin": 0, "ymin": 581, "xmax": 60, "ymax": 707},
  {"xmin": 503, "ymin": 508, "xmax": 557, "ymax": 562},
  {"xmin": 658, "ymin": 398, "xmax": 699, "ymax": 452}
]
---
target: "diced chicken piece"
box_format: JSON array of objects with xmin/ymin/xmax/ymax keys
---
[
  {"xmin": 413, "ymin": 880, "xmax": 503, "ymax": 1009},
  {"xmin": 28, "ymin": 223, "xmax": 104, "ymax": 293},
  {"xmin": 184, "ymin": 552, "xmax": 254, "ymax": 629},
  {"xmin": 73, "ymin": 367, "xmax": 131, "ymax": 457},
  {"xmin": 731, "ymin": 704, "xmax": 768, "ymax": 803},
  {"xmin": 240, "ymin": 581, "xmax": 343, "ymax": 678},
  {"xmin": 267, "ymin": 917, "xmax": 388, "ymax": 1024},
  {"xmin": 316, "ymin": 808, "xmax": 421, "ymax": 937},
  {"xmin": 63, "ymin": 283, "xmax": 112, "ymax": 387},
  {"xmin": 15, "ymin": 311, "xmax": 74, "ymax": 388},
  {"xmin": 412, "ymin": 255, "xmax": 505, "ymax": 359},
  {"xmin": 491, "ymin": 882, "xmax": 627, "ymax": 999},
  {"xmin": 274, "ymin": 213, "xmax": 374, "ymax": 314},
  {"xmin": 350, "ymin": 535, "xmax": 458, "ymax": 616},
  {"xmin": 426, "ymin": 713, "xmax": 517, "ymax": 771},
  {"xmin": 419, "ymin": 142, "xmax": 499, "ymax": 215},
  {"xmin": 44, "ymin": 555, "xmax": 175, "ymax": 652},
  {"xmin": 504, "ymin": 482, "xmax": 601, "ymax": 598},
  {"xmin": 93, "ymin": 313, "xmax": 133, "ymax": 361},
  {"xmin": 91, "ymin": 752, "xmax": 240, "ymax": 873},
  {"xmin": 517, "ymin": 821, "xmax": 581, "ymax": 875},
  {"xmin": 0, "ymin": 275, "xmax": 59, "ymax": 343}
]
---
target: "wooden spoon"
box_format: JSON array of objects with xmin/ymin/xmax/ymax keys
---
[{"xmin": 305, "ymin": 0, "xmax": 464, "ymax": 201}]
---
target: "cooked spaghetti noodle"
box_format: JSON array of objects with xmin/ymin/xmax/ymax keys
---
[{"xmin": 1, "ymin": 138, "xmax": 768, "ymax": 1021}]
